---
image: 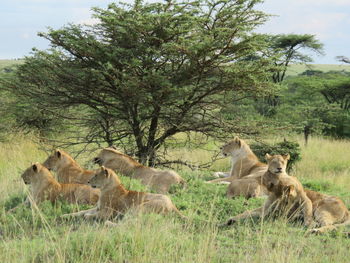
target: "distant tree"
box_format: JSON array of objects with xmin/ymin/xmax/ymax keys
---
[
  {"xmin": 281, "ymin": 71, "xmax": 350, "ymax": 143},
  {"xmin": 1, "ymin": 0, "xmax": 275, "ymax": 166},
  {"xmin": 255, "ymin": 34, "xmax": 324, "ymax": 114},
  {"xmin": 319, "ymin": 72, "xmax": 350, "ymax": 110},
  {"xmin": 336, "ymin": 55, "xmax": 350, "ymax": 64},
  {"xmin": 269, "ymin": 34, "xmax": 324, "ymax": 83}
]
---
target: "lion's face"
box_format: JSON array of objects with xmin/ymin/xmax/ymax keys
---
[
  {"xmin": 43, "ymin": 149, "xmax": 66, "ymax": 171},
  {"xmin": 265, "ymin": 154, "xmax": 290, "ymax": 174},
  {"xmin": 88, "ymin": 166, "xmax": 116, "ymax": 189},
  {"xmin": 21, "ymin": 163, "xmax": 46, "ymax": 185},
  {"xmin": 220, "ymin": 137, "xmax": 242, "ymax": 157}
]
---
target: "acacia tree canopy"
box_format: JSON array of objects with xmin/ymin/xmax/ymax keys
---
[
  {"xmin": 2, "ymin": 0, "xmax": 277, "ymax": 165},
  {"xmin": 269, "ymin": 34, "xmax": 324, "ymax": 83}
]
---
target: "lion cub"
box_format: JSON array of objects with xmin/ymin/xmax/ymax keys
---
[
  {"xmin": 43, "ymin": 149, "xmax": 95, "ymax": 184},
  {"xmin": 62, "ymin": 166, "xmax": 185, "ymax": 222},
  {"xmin": 19, "ymin": 163, "xmax": 99, "ymax": 207}
]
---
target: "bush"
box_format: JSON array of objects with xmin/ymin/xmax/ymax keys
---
[{"xmin": 250, "ymin": 140, "xmax": 301, "ymax": 172}]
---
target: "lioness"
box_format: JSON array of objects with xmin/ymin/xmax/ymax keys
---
[
  {"xmin": 222, "ymin": 154, "xmax": 314, "ymax": 227},
  {"xmin": 262, "ymin": 154, "xmax": 350, "ymax": 233},
  {"xmin": 62, "ymin": 166, "xmax": 185, "ymax": 222},
  {"xmin": 207, "ymin": 137, "xmax": 267, "ymax": 184},
  {"xmin": 207, "ymin": 137, "xmax": 268, "ymax": 199},
  {"xmin": 43, "ymin": 149, "xmax": 95, "ymax": 184},
  {"xmin": 93, "ymin": 148, "xmax": 185, "ymax": 193},
  {"xmin": 18, "ymin": 163, "xmax": 99, "ymax": 208},
  {"xmin": 306, "ymin": 190, "xmax": 350, "ymax": 234}
]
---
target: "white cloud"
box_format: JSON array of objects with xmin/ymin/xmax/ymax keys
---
[{"xmin": 78, "ymin": 18, "xmax": 100, "ymax": 26}]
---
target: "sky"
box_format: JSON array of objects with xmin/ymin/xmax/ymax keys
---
[{"xmin": 1, "ymin": 0, "xmax": 349, "ymax": 64}]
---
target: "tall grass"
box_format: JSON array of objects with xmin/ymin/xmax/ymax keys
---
[{"xmin": 1, "ymin": 134, "xmax": 350, "ymax": 262}]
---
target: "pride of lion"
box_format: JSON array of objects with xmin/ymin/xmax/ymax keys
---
[
  {"xmin": 8, "ymin": 136, "xmax": 349, "ymax": 234},
  {"xmin": 62, "ymin": 166, "xmax": 185, "ymax": 224},
  {"xmin": 11, "ymin": 162, "xmax": 100, "ymax": 212}
]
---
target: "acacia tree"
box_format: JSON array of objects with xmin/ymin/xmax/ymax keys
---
[
  {"xmin": 254, "ymin": 34, "xmax": 324, "ymax": 114},
  {"xmin": 2, "ymin": 0, "xmax": 275, "ymax": 166},
  {"xmin": 269, "ymin": 34, "xmax": 324, "ymax": 83}
]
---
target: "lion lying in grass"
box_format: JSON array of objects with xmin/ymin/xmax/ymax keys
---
[
  {"xmin": 14, "ymin": 163, "xmax": 99, "ymax": 210},
  {"xmin": 62, "ymin": 166, "xmax": 185, "ymax": 223},
  {"xmin": 222, "ymin": 154, "xmax": 314, "ymax": 227},
  {"xmin": 207, "ymin": 137, "xmax": 268, "ymax": 199},
  {"xmin": 43, "ymin": 149, "xmax": 95, "ymax": 184},
  {"xmin": 93, "ymin": 147, "xmax": 185, "ymax": 193},
  {"xmin": 207, "ymin": 137, "xmax": 267, "ymax": 183},
  {"xmin": 262, "ymin": 154, "xmax": 350, "ymax": 233}
]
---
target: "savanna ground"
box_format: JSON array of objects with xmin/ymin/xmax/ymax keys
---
[{"xmin": 0, "ymin": 134, "xmax": 350, "ymax": 262}]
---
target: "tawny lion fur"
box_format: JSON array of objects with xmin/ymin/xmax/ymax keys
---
[
  {"xmin": 208, "ymin": 137, "xmax": 267, "ymax": 183},
  {"xmin": 262, "ymin": 154, "xmax": 350, "ymax": 233},
  {"xmin": 62, "ymin": 167, "xmax": 185, "ymax": 223},
  {"xmin": 207, "ymin": 137, "xmax": 268, "ymax": 199},
  {"xmin": 223, "ymin": 154, "xmax": 314, "ymax": 227},
  {"xmin": 20, "ymin": 163, "xmax": 99, "ymax": 207},
  {"xmin": 43, "ymin": 149, "xmax": 95, "ymax": 184},
  {"xmin": 226, "ymin": 178, "xmax": 263, "ymax": 199},
  {"xmin": 93, "ymin": 148, "xmax": 185, "ymax": 193}
]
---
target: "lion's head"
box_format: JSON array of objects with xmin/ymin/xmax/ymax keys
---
[
  {"xmin": 265, "ymin": 153, "xmax": 290, "ymax": 174},
  {"xmin": 92, "ymin": 148, "xmax": 120, "ymax": 166},
  {"xmin": 21, "ymin": 163, "xmax": 51, "ymax": 185},
  {"xmin": 43, "ymin": 149, "xmax": 71, "ymax": 171},
  {"xmin": 262, "ymin": 154, "xmax": 290, "ymax": 192},
  {"xmin": 88, "ymin": 166, "xmax": 121, "ymax": 189},
  {"xmin": 220, "ymin": 137, "xmax": 245, "ymax": 157}
]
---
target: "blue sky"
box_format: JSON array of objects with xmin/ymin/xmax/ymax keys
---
[{"xmin": 1, "ymin": 0, "xmax": 349, "ymax": 64}]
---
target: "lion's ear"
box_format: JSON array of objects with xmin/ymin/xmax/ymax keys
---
[
  {"xmin": 265, "ymin": 153, "xmax": 272, "ymax": 161},
  {"xmin": 283, "ymin": 154, "xmax": 290, "ymax": 161},
  {"xmin": 32, "ymin": 163, "xmax": 39, "ymax": 173},
  {"xmin": 234, "ymin": 137, "xmax": 242, "ymax": 147},
  {"xmin": 102, "ymin": 166, "xmax": 109, "ymax": 177},
  {"xmin": 55, "ymin": 149, "xmax": 62, "ymax": 159}
]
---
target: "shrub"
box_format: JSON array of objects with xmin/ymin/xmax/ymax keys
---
[{"xmin": 250, "ymin": 139, "xmax": 301, "ymax": 172}]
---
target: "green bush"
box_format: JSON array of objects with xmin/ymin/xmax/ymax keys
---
[{"xmin": 250, "ymin": 140, "xmax": 301, "ymax": 172}]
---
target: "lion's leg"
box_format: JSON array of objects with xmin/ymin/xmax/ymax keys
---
[
  {"xmin": 213, "ymin": 172, "xmax": 231, "ymax": 178},
  {"xmin": 222, "ymin": 194, "xmax": 277, "ymax": 226},
  {"xmin": 205, "ymin": 177, "xmax": 233, "ymax": 184},
  {"xmin": 300, "ymin": 193, "xmax": 314, "ymax": 227},
  {"xmin": 62, "ymin": 207, "xmax": 98, "ymax": 218},
  {"xmin": 308, "ymin": 209, "xmax": 336, "ymax": 234},
  {"xmin": 83, "ymin": 208, "xmax": 100, "ymax": 219},
  {"xmin": 222, "ymin": 207, "xmax": 263, "ymax": 226}
]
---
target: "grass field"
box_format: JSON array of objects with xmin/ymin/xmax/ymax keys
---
[
  {"xmin": 0, "ymin": 134, "xmax": 350, "ymax": 262},
  {"xmin": 286, "ymin": 63, "xmax": 350, "ymax": 76}
]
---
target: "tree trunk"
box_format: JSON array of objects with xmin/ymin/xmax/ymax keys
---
[{"xmin": 304, "ymin": 125, "xmax": 311, "ymax": 146}]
